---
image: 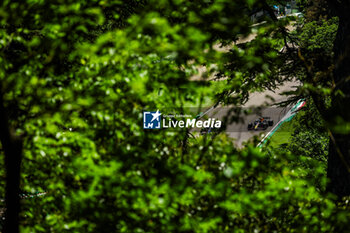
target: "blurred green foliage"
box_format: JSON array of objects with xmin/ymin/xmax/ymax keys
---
[
  {"xmin": 0, "ymin": 0, "xmax": 349, "ymax": 232},
  {"xmin": 297, "ymin": 17, "xmax": 338, "ymax": 55},
  {"xmin": 287, "ymin": 100, "xmax": 329, "ymax": 162}
]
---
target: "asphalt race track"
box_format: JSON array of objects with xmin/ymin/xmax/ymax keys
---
[{"xmin": 200, "ymin": 80, "xmax": 298, "ymax": 146}]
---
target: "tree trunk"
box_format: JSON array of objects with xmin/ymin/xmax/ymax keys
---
[
  {"xmin": 326, "ymin": 1, "xmax": 350, "ymax": 198},
  {"xmin": 0, "ymin": 91, "xmax": 22, "ymax": 233}
]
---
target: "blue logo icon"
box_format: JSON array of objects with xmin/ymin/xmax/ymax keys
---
[{"xmin": 143, "ymin": 110, "xmax": 161, "ymax": 129}]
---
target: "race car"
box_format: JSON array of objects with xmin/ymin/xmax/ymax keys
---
[{"xmin": 247, "ymin": 117, "xmax": 273, "ymax": 131}]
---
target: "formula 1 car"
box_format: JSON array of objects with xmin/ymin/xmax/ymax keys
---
[{"xmin": 247, "ymin": 117, "xmax": 273, "ymax": 131}]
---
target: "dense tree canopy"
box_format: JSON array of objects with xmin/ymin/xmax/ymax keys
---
[{"xmin": 1, "ymin": 0, "xmax": 350, "ymax": 232}]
